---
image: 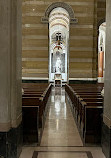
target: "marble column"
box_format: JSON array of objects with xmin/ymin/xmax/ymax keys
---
[
  {"xmin": 0, "ymin": 0, "xmax": 22, "ymax": 158},
  {"xmin": 101, "ymin": 0, "xmax": 111, "ymax": 158}
]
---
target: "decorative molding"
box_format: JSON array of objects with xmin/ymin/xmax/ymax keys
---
[
  {"xmin": 41, "ymin": 17, "xmax": 49, "ymax": 23},
  {"xmin": 41, "ymin": 2, "xmax": 78, "ymax": 24},
  {"xmin": 45, "ymin": 2, "xmax": 74, "ymax": 18}
]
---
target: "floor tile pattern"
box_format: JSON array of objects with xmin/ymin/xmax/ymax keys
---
[{"xmin": 19, "ymin": 87, "xmax": 106, "ymax": 158}]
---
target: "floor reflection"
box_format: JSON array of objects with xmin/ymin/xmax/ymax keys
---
[
  {"xmin": 40, "ymin": 87, "xmax": 83, "ymax": 146},
  {"xmin": 19, "ymin": 87, "xmax": 106, "ymax": 158}
]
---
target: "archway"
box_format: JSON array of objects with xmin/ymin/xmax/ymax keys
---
[
  {"xmin": 41, "ymin": 2, "xmax": 77, "ymax": 24},
  {"xmin": 48, "ymin": 7, "xmax": 70, "ymax": 83}
]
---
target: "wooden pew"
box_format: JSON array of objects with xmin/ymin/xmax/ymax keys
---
[
  {"xmin": 78, "ymin": 97, "xmax": 103, "ymax": 121},
  {"xmin": 22, "ymin": 106, "xmax": 39, "ymax": 143},
  {"xmin": 80, "ymin": 102, "xmax": 103, "ymax": 143},
  {"xmin": 65, "ymin": 83, "xmax": 104, "ymax": 144},
  {"xmin": 71, "ymin": 92, "xmax": 102, "ymax": 116},
  {"xmin": 22, "ymin": 97, "xmax": 42, "ymax": 143},
  {"xmin": 22, "ymin": 83, "xmax": 52, "ymax": 144}
]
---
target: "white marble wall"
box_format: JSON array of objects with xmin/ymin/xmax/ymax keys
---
[
  {"xmin": 104, "ymin": 0, "xmax": 111, "ymax": 126},
  {"xmin": 0, "ymin": 0, "xmax": 22, "ymax": 131}
]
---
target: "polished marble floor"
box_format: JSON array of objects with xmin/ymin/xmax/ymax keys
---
[
  {"xmin": 41, "ymin": 87, "xmax": 83, "ymax": 146},
  {"xmin": 19, "ymin": 87, "xmax": 106, "ymax": 158}
]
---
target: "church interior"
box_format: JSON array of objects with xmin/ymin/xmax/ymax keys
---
[{"xmin": 1, "ymin": 0, "xmax": 111, "ymax": 158}]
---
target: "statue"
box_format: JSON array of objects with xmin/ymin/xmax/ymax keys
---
[{"xmin": 55, "ymin": 57, "xmax": 61, "ymax": 73}]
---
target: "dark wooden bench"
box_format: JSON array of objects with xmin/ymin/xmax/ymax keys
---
[
  {"xmin": 22, "ymin": 106, "xmax": 39, "ymax": 143},
  {"xmin": 22, "ymin": 97, "xmax": 43, "ymax": 143},
  {"xmin": 77, "ymin": 97, "xmax": 103, "ymax": 122},
  {"xmin": 22, "ymin": 83, "xmax": 52, "ymax": 144},
  {"xmin": 65, "ymin": 83, "xmax": 104, "ymax": 144},
  {"xmin": 80, "ymin": 101, "xmax": 103, "ymax": 143}
]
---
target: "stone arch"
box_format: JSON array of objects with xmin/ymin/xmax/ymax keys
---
[
  {"xmin": 48, "ymin": 6, "xmax": 70, "ymax": 82},
  {"xmin": 45, "ymin": 2, "xmax": 74, "ymax": 18},
  {"xmin": 41, "ymin": 2, "xmax": 78, "ymax": 24}
]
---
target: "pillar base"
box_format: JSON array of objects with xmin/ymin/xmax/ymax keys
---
[
  {"xmin": 102, "ymin": 122, "xmax": 111, "ymax": 158},
  {"xmin": 0, "ymin": 123, "xmax": 22, "ymax": 158}
]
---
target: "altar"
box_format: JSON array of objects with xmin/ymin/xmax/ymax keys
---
[{"xmin": 54, "ymin": 73, "xmax": 62, "ymax": 87}]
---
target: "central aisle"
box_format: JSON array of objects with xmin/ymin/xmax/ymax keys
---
[
  {"xmin": 19, "ymin": 87, "xmax": 106, "ymax": 158},
  {"xmin": 40, "ymin": 87, "xmax": 83, "ymax": 146}
]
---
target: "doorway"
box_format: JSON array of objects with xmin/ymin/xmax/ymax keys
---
[{"xmin": 49, "ymin": 7, "xmax": 70, "ymax": 83}]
